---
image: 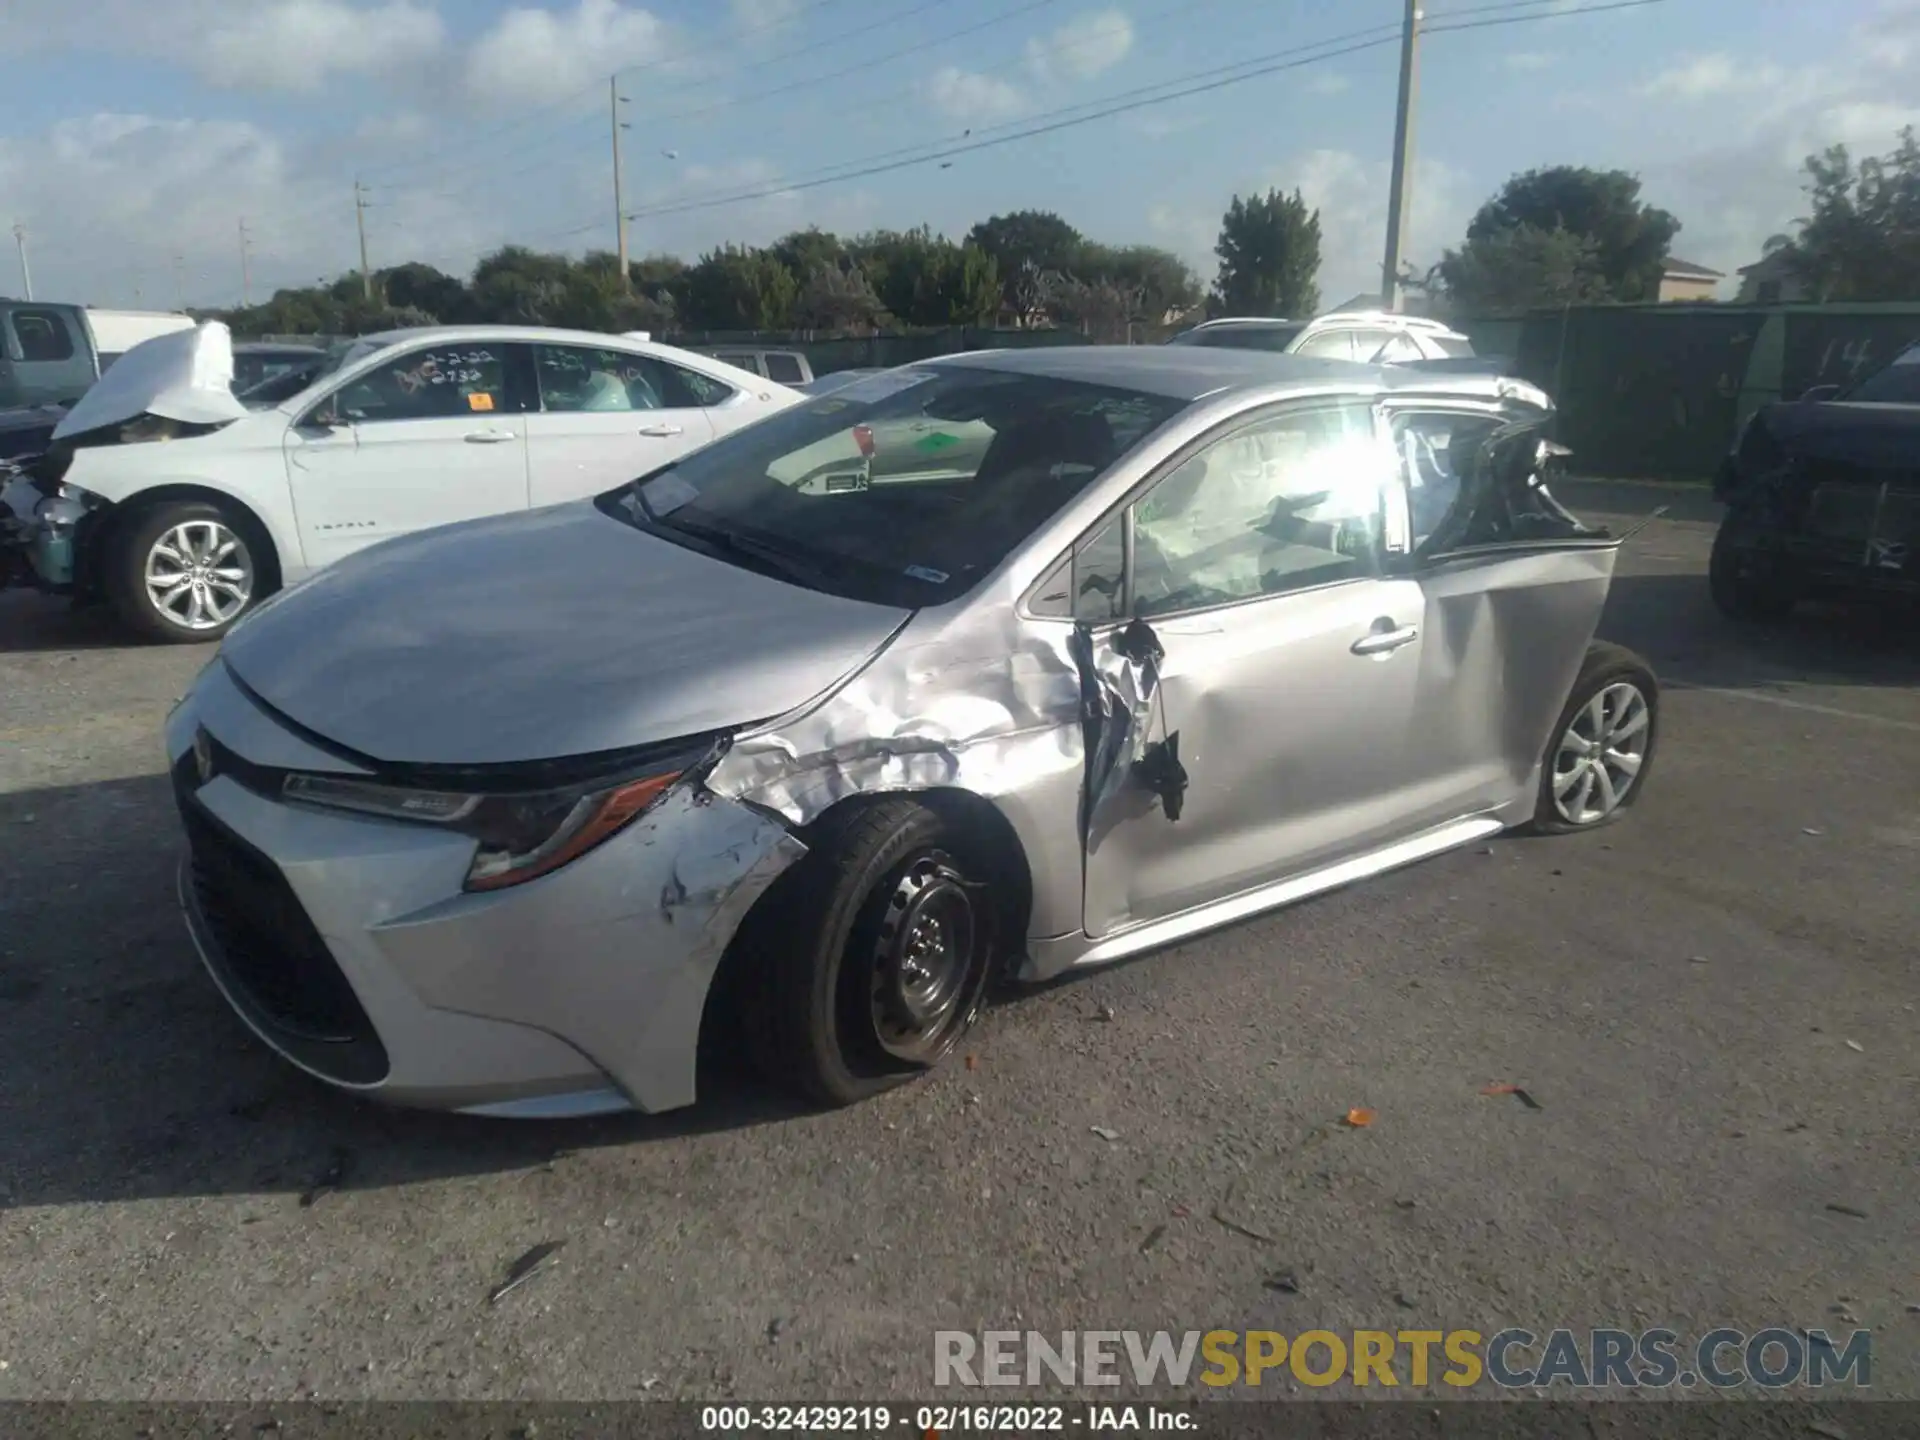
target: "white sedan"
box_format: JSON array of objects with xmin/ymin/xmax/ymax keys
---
[{"xmin": 9, "ymin": 322, "xmax": 802, "ymax": 642}]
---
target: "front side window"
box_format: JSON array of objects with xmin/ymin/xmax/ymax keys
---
[
  {"xmin": 1130, "ymin": 403, "xmax": 1387, "ymax": 617},
  {"xmin": 764, "ymin": 353, "xmax": 807, "ymax": 384},
  {"xmin": 602, "ymin": 367, "xmax": 1185, "ymax": 608},
  {"xmin": 333, "ymin": 343, "xmax": 508, "ymax": 423},
  {"xmin": 11, "ymin": 310, "xmax": 76, "ymax": 362},
  {"xmin": 1370, "ymin": 333, "xmax": 1425, "ymax": 364},
  {"xmin": 1392, "ymin": 411, "xmax": 1501, "ymax": 551},
  {"xmin": 1844, "ymin": 345, "xmax": 1920, "ymax": 404}
]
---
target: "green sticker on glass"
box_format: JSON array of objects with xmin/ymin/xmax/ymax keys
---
[{"xmin": 915, "ymin": 431, "xmax": 960, "ymax": 452}]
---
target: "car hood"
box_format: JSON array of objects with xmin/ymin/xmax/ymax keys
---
[
  {"xmin": 218, "ymin": 502, "xmax": 914, "ymax": 767},
  {"xmin": 1752, "ymin": 399, "xmax": 1920, "ymax": 470},
  {"xmin": 52, "ymin": 320, "xmax": 247, "ymax": 443}
]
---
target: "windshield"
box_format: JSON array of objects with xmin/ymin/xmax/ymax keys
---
[
  {"xmin": 1844, "ymin": 346, "xmax": 1920, "ymax": 403},
  {"xmin": 1171, "ymin": 325, "xmax": 1305, "ymax": 353},
  {"xmin": 598, "ymin": 365, "xmax": 1186, "ymax": 608}
]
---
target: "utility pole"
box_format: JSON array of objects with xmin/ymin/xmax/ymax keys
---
[
  {"xmin": 354, "ymin": 179, "xmax": 374, "ymax": 300},
  {"xmin": 611, "ymin": 77, "xmax": 632, "ymax": 290},
  {"xmin": 10, "ymin": 224, "xmax": 31, "ymax": 300},
  {"xmin": 1378, "ymin": 0, "xmax": 1422, "ymax": 312},
  {"xmin": 239, "ymin": 218, "xmax": 254, "ymax": 307}
]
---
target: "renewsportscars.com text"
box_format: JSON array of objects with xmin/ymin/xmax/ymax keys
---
[{"xmin": 933, "ymin": 1328, "xmax": 1872, "ymax": 1390}]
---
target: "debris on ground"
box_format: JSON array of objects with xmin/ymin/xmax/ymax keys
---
[
  {"xmin": 1807, "ymin": 1421, "xmax": 1850, "ymax": 1440},
  {"xmin": 1802, "ymin": 828, "xmax": 1826, "ymax": 837},
  {"xmin": 1139, "ymin": 1224, "xmax": 1167, "ymax": 1254},
  {"xmin": 1688, "ymin": 956, "xmax": 1710, "ymax": 965},
  {"xmin": 1211, "ymin": 1206, "xmax": 1275, "ymax": 1245},
  {"xmin": 1171, "ymin": 1204, "xmax": 1191, "ymax": 1219},
  {"xmin": 1394, "ymin": 1198, "xmax": 1417, "ymax": 1210},
  {"xmin": 488, "ymin": 1241, "xmax": 565, "ymax": 1304},
  {"xmin": 1480, "ymin": 1084, "xmax": 1544, "ymax": 1110},
  {"xmin": 1844, "ymin": 1040, "xmax": 1864, "ymax": 1052},
  {"xmin": 1090, "ymin": 1125, "xmax": 1120, "ymax": 1142},
  {"xmin": 964, "ymin": 1053, "xmax": 978, "ymax": 1071},
  {"xmin": 1093, "ymin": 1004, "xmax": 1116, "ymax": 1022},
  {"xmin": 1824, "ymin": 1203, "xmax": 1869, "ymax": 1220},
  {"xmin": 766, "ymin": 1317, "xmax": 785, "ymax": 1343},
  {"xmin": 1394, "ymin": 1291, "xmax": 1417, "ymax": 1309},
  {"xmin": 1343, "ymin": 1108, "xmax": 1375, "ymax": 1128},
  {"xmin": 298, "ymin": 1147, "xmax": 352, "ymax": 1208},
  {"xmin": 1263, "ymin": 1271, "xmax": 1300, "ymax": 1294}
]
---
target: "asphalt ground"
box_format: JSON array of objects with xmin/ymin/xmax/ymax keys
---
[{"xmin": 0, "ymin": 479, "xmax": 1915, "ymax": 1405}]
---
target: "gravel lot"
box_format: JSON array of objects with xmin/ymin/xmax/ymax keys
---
[{"xmin": 1, "ymin": 480, "xmax": 1916, "ymax": 1403}]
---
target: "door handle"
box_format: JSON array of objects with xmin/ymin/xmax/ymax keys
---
[
  {"xmin": 463, "ymin": 429, "xmax": 514, "ymax": 443},
  {"xmin": 639, "ymin": 422, "xmax": 684, "ymax": 437},
  {"xmin": 1351, "ymin": 623, "xmax": 1419, "ymax": 656}
]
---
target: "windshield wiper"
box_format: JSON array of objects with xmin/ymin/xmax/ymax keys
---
[{"xmin": 662, "ymin": 515, "xmax": 841, "ymax": 589}]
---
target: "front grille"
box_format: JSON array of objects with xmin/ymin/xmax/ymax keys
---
[{"xmin": 176, "ymin": 781, "xmax": 389, "ymax": 1085}]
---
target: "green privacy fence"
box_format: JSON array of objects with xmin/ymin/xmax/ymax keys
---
[
  {"xmin": 260, "ymin": 305, "xmax": 1920, "ymax": 481},
  {"xmin": 1455, "ymin": 302, "xmax": 1920, "ymax": 479}
]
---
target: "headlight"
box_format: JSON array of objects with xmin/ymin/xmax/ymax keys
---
[{"xmin": 281, "ymin": 751, "xmax": 705, "ymax": 892}]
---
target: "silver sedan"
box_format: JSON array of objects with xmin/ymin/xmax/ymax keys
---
[{"xmin": 165, "ymin": 348, "xmax": 1659, "ymax": 1116}]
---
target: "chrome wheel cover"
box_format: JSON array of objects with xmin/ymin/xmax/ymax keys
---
[{"xmin": 145, "ymin": 520, "xmax": 254, "ymax": 631}]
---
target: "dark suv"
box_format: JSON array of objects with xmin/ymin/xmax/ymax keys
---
[{"xmin": 1711, "ymin": 346, "xmax": 1920, "ymax": 622}]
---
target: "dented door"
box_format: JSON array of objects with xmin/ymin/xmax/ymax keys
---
[
  {"xmin": 1385, "ymin": 402, "xmax": 1625, "ymax": 815},
  {"xmin": 1077, "ymin": 398, "xmax": 1435, "ymax": 940}
]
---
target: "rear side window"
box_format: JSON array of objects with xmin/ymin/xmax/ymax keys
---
[
  {"xmin": 1295, "ymin": 330, "xmax": 1357, "ymax": 360},
  {"xmin": 1429, "ymin": 335, "xmax": 1475, "ymax": 358},
  {"xmin": 10, "ymin": 310, "xmax": 76, "ymax": 362},
  {"xmin": 1193, "ymin": 326, "xmax": 1302, "ymax": 353},
  {"xmin": 713, "ymin": 351, "xmax": 763, "ymax": 376},
  {"xmin": 764, "ymin": 353, "xmax": 806, "ymax": 384}
]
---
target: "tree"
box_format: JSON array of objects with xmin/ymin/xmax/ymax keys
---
[
  {"xmin": 847, "ymin": 228, "xmax": 998, "ymax": 326},
  {"xmin": 1773, "ymin": 128, "xmax": 1920, "ymax": 301},
  {"xmin": 768, "ymin": 228, "xmax": 847, "ymax": 280},
  {"xmin": 965, "ymin": 210, "xmax": 1084, "ymax": 323},
  {"xmin": 1079, "ymin": 243, "xmax": 1202, "ymax": 324},
  {"xmin": 792, "ymin": 262, "xmax": 890, "ymax": 333},
  {"xmin": 1424, "ymin": 223, "xmax": 1613, "ymax": 313},
  {"xmin": 374, "ymin": 262, "xmax": 469, "ymax": 322},
  {"xmin": 680, "ymin": 245, "xmax": 799, "ymax": 330},
  {"xmin": 1210, "ymin": 188, "xmax": 1322, "ymax": 318},
  {"xmin": 1464, "ymin": 166, "xmax": 1680, "ymax": 303}
]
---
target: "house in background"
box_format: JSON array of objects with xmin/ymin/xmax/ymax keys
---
[
  {"xmin": 1657, "ymin": 258, "xmax": 1724, "ymax": 302},
  {"xmin": 1733, "ymin": 246, "xmax": 1811, "ymax": 304}
]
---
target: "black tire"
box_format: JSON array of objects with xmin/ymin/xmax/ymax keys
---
[
  {"xmin": 108, "ymin": 499, "xmax": 268, "ymax": 645},
  {"xmin": 1529, "ymin": 641, "xmax": 1660, "ymax": 835},
  {"xmin": 738, "ymin": 797, "xmax": 997, "ymax": 1108},
  {"xmin": 1709, "ymin": 513, "xmax": 1797, "ymax": 623}
]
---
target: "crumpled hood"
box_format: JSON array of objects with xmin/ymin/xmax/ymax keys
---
[
  {"xmin": 52, "ymin": 321, "xmax": 246, "ymax": 443},
  {"xmin": 1754, "ymin": 399, "xmax": 1920, "ymax": 470},
  {"xmin": 218, "ymin": 502, "xmax": 913, "ymax": 767}
]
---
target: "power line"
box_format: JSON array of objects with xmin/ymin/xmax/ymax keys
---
[
  {"xmin": 621, "ymin": 0, "xmax": 1661, "ymax": 224},
  {"xmin": 362, "ymin": 0, "xmax": 862, "ymax": 182}
]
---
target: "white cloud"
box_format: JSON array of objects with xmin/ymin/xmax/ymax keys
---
[
  {"xmin": 198, "ymin": 0, "xmax": 444, "ymax": 91},
  {"xmin": 1308, "ymin": 72, "xmax": 1351, "ymax": 95},
  {"xmin": 730, "ymin": 0, "xmax": 801, "ymax": 33},
  {"xmin": 467, "ymin": 0, "xmax": 674, "ymax": 106},
  {"xmin": 1638, "ymin": 52, "xmax": 1782, "ymax": 99},
  {"xmin": 0, "ymin": 0, "xmax": 444, "ymax": 93},
  {"xmin": 1502, "ymin": 51, "xmax": 1558, "ymax": 72},
  {"xmin": 927, "ymin": 67, "xmax": 1029, "ymax": 123},
  {"xmin": 1026, "ymin": 9, "xmax": 1135, "ymax": 84}
]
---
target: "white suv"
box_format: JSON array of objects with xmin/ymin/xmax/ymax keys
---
[
  {"xmin": 1168, "ymin": 311, "xmax": 1475, "ymax": 364},
  {"xmin": 9, "ymin": 323, "xmax": 802, "ymax": 643}
]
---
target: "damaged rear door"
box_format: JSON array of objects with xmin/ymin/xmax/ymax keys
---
[
  {"xmin": 1383, "ymin": 397, "xmax": 1625, "ymax": 818},
  {"xmin": 1074, "ymin": 398, "xmax": 1433, "ymax": 940}
]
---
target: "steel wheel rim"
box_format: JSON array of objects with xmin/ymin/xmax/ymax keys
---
[
  {"xmin": 1552, "ymin": 681, "xmax": 1649, "ymax": 825},
  {"xmin": 145, "ymin": 520, "xmax": 253, "ymax": 630},
  {"xmin": 869, "ymin": 850, "xmax": 981, "ymax": 1065}
]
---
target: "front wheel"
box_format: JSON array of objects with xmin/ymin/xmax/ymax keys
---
[
  {"xmin": 741, "ymin": 798, "xmax": 997, "ymax": 1108},
  {"xmin": 1530, "ymin": 642, "xmax": 1659, "ymax": 834},
  {"xmin": 109, "ymin": 501, "xmax": 264, "ymax": 644}
]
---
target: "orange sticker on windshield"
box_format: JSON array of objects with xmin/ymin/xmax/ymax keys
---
[{"xmin": 467, "ymin": 391, "xmax": 495, "ymax": 412}]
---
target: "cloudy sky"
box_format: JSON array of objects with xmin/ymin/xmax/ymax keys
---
[{"xmin": 0, "ymin": 0, "xmax": 1911, "ymax": 310}]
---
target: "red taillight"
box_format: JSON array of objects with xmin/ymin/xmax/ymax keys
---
[{"xmin": 852, "ymin": 424, "xmax": 875, "ymax": 458}]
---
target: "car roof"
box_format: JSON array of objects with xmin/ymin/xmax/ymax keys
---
[{"xmin": 925, "ymin": 344, "xmax": 1530, "ymax": 405}]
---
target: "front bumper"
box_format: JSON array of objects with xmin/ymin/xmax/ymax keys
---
[
  {"xmin": 166, "ymin": 662, "xmax": 807, "ymax": 1115},
  {"xmin": 0, "ymin": 474, "xmax": 87, "ymax": 592}
]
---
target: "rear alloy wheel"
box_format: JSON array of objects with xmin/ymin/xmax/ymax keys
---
[
  {"xmin": 112, "ymin": 501, "xmax": 261, "ymax": 644},
  {"xmin": 1531, "ymin": 642, "xmax": 1660, "ymax": 834},
  {"xmin": 741, "ymin": 798, "xmax": 996, "ymax": 1108}
]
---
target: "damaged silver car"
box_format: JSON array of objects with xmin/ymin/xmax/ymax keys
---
[{"xmin": 164, "ymin": 348, "xmax": 1660, "ymax": 1116}]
